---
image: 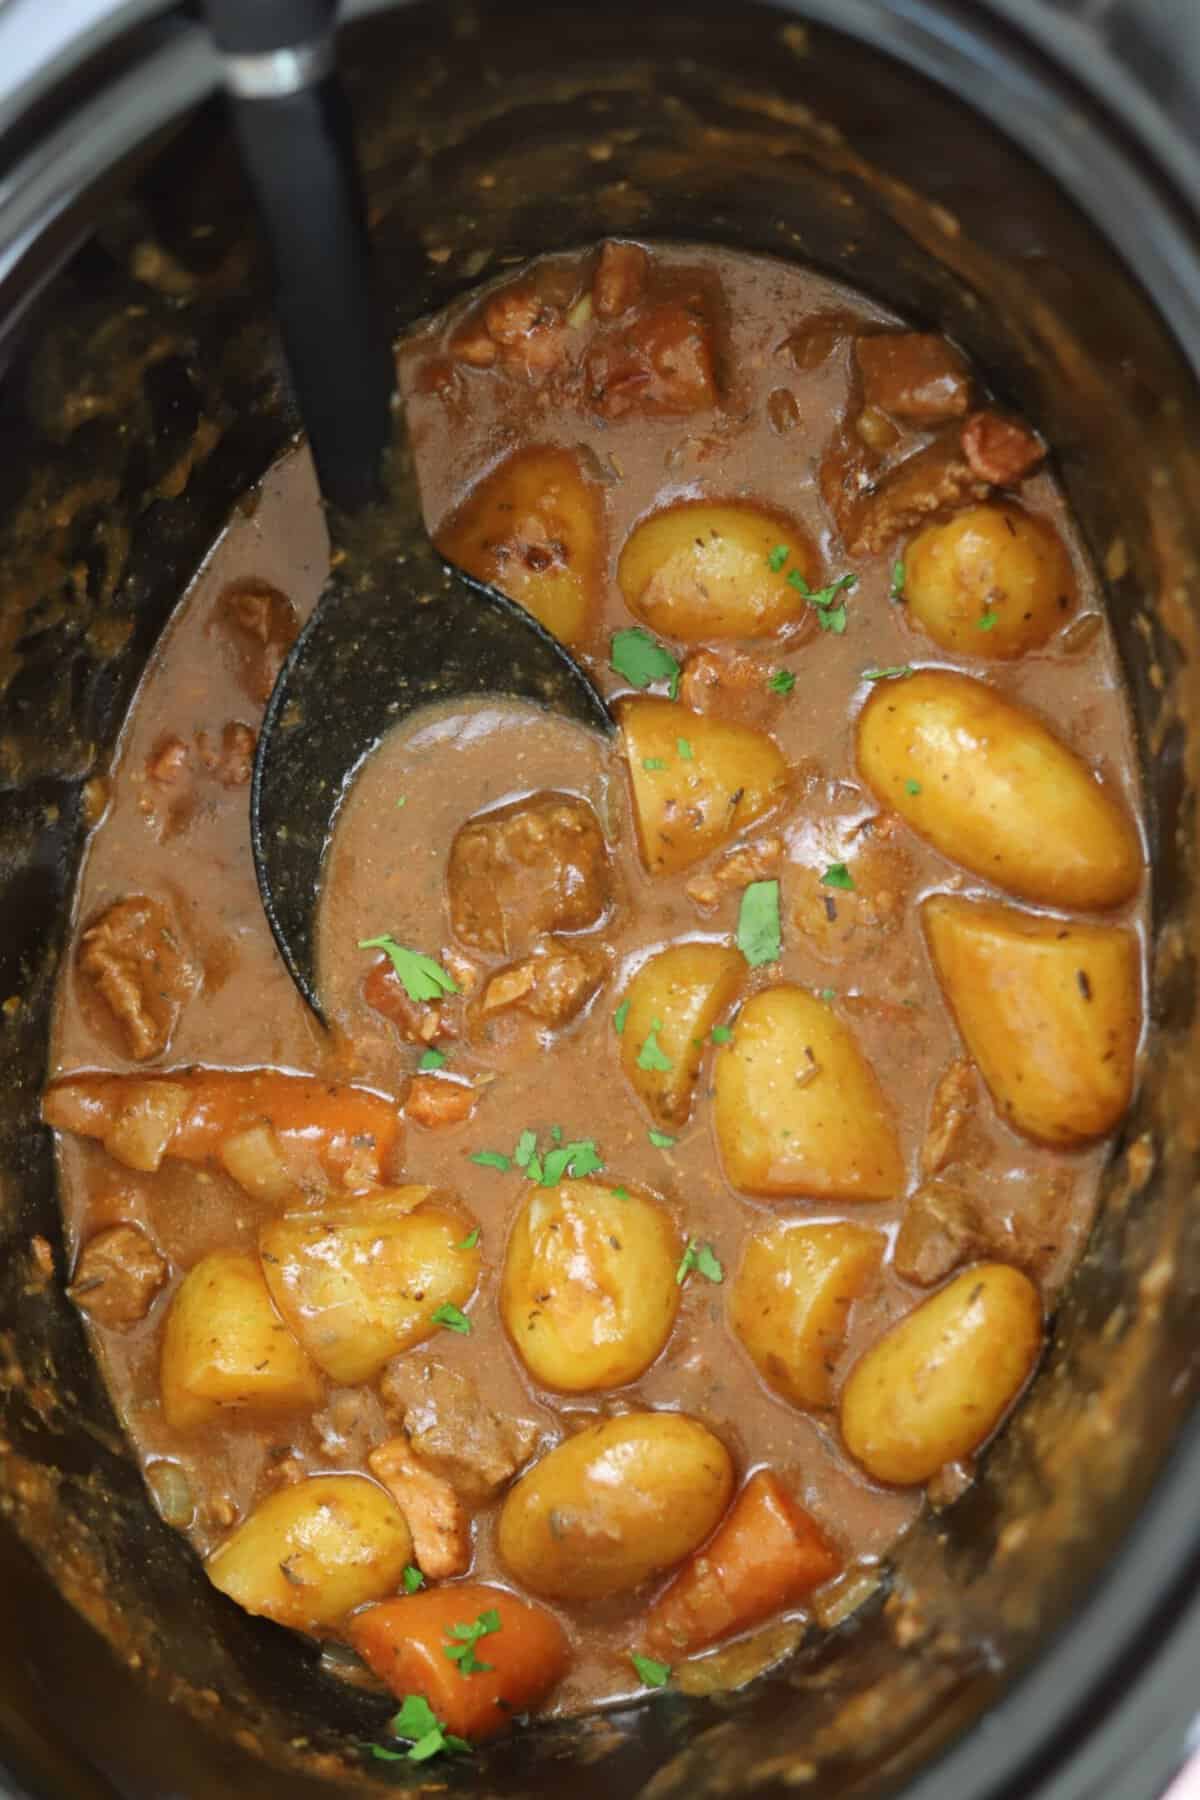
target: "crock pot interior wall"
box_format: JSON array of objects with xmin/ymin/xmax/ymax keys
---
[{"xmin": 1, "ymin": 4, "xmax": 1198, "ymax": 1797}]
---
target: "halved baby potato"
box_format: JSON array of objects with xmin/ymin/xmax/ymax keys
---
[
  {"xmin": 856, "ymin": 669, "xmax": 1142, "ymax": 909},
  {"xmin": 713, "ymin": 986, "xmax": 903, "ymax": 1201},
  {"xmin": 620, "ymin": 696, "xmax": 789, "ymax": 875},
  {"xmin": 160, "ymin": 1249, "xmax": 321, "ymax": 1432},
  {"xmin": 434, "ymin": 445, "xmax": 603, "ymax": 646},
  {"xmin": 501, "ymin": 1179, "xmax": 681, "ymax": 1392},
  {"xmin": 923, "ymin": 893, "xmax": 1141, "ymax": 1146},
  {"xmin": 732, "ymin": 1221, "xmax": 886, "ymax": 1411},
  {"xmin": 205, "ymin": 1474, "xmax": 412, "ymax": 1632},
  {"xmin": 617, "ymin": 500, "xmax": 819, "ymax": 640},
  {"xmin": 618, "ymin": 940, "xmax": 745, "ymax": 1127},
  {"xmin": 904, "ymin": 501, "xmax": 1076, "ymax": 658},
  {"xmin": 259, "ymin": 1192, "xmax": 480, "ymax": 1384}
]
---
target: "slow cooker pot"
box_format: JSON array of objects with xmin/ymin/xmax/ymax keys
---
[{"xmin": 2, "ymin": 3, "xmax": 1199, "ymax": 1796}]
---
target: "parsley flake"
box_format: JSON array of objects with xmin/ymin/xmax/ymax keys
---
[
  {"xmin": 648, "ymin": 1129, "xmax": 676, "ymax": 1149},
  {"xmin": 786, "ymin": 567, "xmax": 857, "ymax": 629},
  {"xmin": 631, "ymin": 1653, "xmax": 672, "ymax": 1688},
  {"xmin": 642, "ymin": 757, "xmax": 667, "ymax": 771},
  {"xmin": 862, "ymin": 665, "xmax": 914, "ymax": 681},
  {"xmin": 676, "ymin": 1239, "xmax": 724, "ymax": 1286},
  {"xmin": 710, "ymin": 1024, "xmax": 733, "ymax": 1045},
  {"xmin": 457, "ymin": 1226, "xmax": 481, "ymax": 1250},
  {"xmin": 611, "ymin": 627, "xmax": 681, "ymax": 699},
  {"xmin": 819, "ymin": 987, "xmax": 837, "ymax": 1002},
  {"xmin": 418, "ymin": 1047, "xmax": 447, "ymax": 1071},
  {"xmin": 816, "ymin": 601, "xmax": 848, "ymax": 634},
  {"xmin": 514, "ymin": 1128, "xmax": 538, "ymax": 1168},
  {"xmin": 396, "ymin": 795, "xmax": 408, "ymax": 808},
  {"xmin": 372, "ymin": 1695, "xmax": 470, "ymax": 1764},
  {"xmin": 767, "ymin": 544, "xmax": 790, "ymax": 572},
  {"xmin": 978, "ymin": 608, "xmax": 999, "ymax": 632},
  {"xmin": 676, "ymin": 737, "xmax": 694, "ymax": 761},
  {"xmin": 611, "ymin": 1185, "xmax": 630, "ymax": 1200},
  {"xmin": 737, "ymin": 879, "xmax": 782, "ymax": 967},
  {"xmin": 444, "ymin": 1608, "xmax": 501, "ymax": 1676},
  {"xmin": 403, "ymin": 1564, "xmax": 425, "ymax": 1593},
  {"xmin": 890, "ymin": 559, "xmax": 906, "ymax": 600},
  {"xmin": 821, "ymin": 863, "xmax": 855, "ymax": 890},
  {"xmin": 767, "ymin": 668, "xmax": 796, "ymax": 696},
  {"xmin": 358, "ymin": 936, "xmax": 458, "ymax": 1003},
  {"xmin": 905, "ymin": 778, "xmax": 923, "ymax": 797},
  {"xmin": 636, "ymin": 1020, "xmax": 674, "ymax": 1073},
  {"xmin": 613, "ymin": 998, "xmax": 631, "ymax": 1036},
  {"xmin": 470, "ymin": 1149, "xmax": 511, "ymax": 1172},
  {"xmin": 432, "ymin": 1303, "xmax": 472, "ymax": 1335}
]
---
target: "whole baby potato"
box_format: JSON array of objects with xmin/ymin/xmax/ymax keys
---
[
  {"xmin": 856, "ymin": 670, "xmax": 1142, "ymax": 909},
  {"xmin": 923, "ymin": 894, "xmax": 1141, "ymax": 1146},
  {"xmin": 618, "ymin": 941, "xmax": 745, "ymax": 1126},
  {"xmin": 713, "ymin": 986, "xmax": 903, "ymax": 1201},
  {"xmin": 904, "ymin": 502, "xmax": 1076, "ymax": 658},
  {"xmin": 205, "ymin": 1475, "xmax": 412, "ymax": 1632},
  {"xmin": 619, "ymin": 697, "xmax": 789, "ymax": 875},
  {"xmin": 732, "ymin": 1222, "xmax": 886, "ymax": 1411},
  {"xmin": 497, "ymin": 1412, "xmax": 734, "ymax": 1599},
  {"xmin": 501, "ymin": 1179, "xmax": 681, "ymax": 1391},
  {"xmin": 617, "ymin": 500, "xmax": 819, "ymax": 640},
  {"xmin": 259, "ymin": 1193, "xmax": 480, "ymax": 1384},
  {"xmin": 161, "ymin": 1249, "xmax": 321, "ymax": 1431},
  {"xmin": 434, "ymin": 445, "xmax": 604, "ymax": 646},
  {"xmin": 840, "ymin": 1263, "xmax": 1043, "ymax": 1486}
]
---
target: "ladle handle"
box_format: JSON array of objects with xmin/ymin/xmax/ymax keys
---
[{"xmin": 201, "ymin": 0, "xmax": 393, "ymax": 514}]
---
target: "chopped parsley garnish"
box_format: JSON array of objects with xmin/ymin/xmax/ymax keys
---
[
  {"xmin": 613, "ymin": 998, "xmax": 631, "ymax": 1036},
  {"xmin": 443, "ymin": 1608, "xmax": 501, "ymax": 1676},
  {"xmin": 457, "ymin": 1226, "xmax": 481, "ymax": 1251},
  {"xmin": 470, "ymin": 1149, "xmax": 511, "ymax": 1172},
  {"xmin": 978, "ymin": 608, "xmax": 999, "ymax": 631},
  {"xmin": 676, "ymin": 1239, "xmax": 724, "ymax": 1286},
  {"xmin": 767, "ymin": 544, "xmax": 790, "ymax": 573},
  {"xmin": 890, "ymin": 559, "xmax": 906, "ymax": 600},
  {"xmin": 418, "ymin": 1047, "xmax": 447, "ymax": 1071},
  {"xmin": 821, "ymin": 863, "xmax": 855, "ymax": 890},
  {"xmin": 636, "ymin": 1020, "xmax": 674, "ymax": 1072},
  {"xmin": 786, "ymin": 567, "xmax": 857, "ymax": 633},
  {"xmin": 631, "ymin": 1654, "xmax": 672, "ymax": 1688},
  {"xmin": 358, "ymin": 936, "xmax": 459, "ymax": 1003},
  {"xmin": 676, "ymin": 737, "xmax": 694, "ymax": 761},
  {"xmin": 403, "ymin": 1564, "xmax": 425, "ymax": 1593},
  {"xmin": 514, "ymin": 1128, "xmax": 538, "ymax": 1167},
  {"xmin": 611, "ymin": 1185, "xmax": 630, "ymax": 1200},
  {"xmin": 610, "ymin": 627, "xmax": 681, "ymax": 699},
  {"xmin": 767, "ymin": 668, "xmax": 796, "ymax": 696},
  {"xmin": 862, "ymin": 665, "xmax": 914, "ymax": 681},
  {"xmin": 905, "ymin": 778, "xmax": 923, "ymax": 797},
  {"xmin": 819, "ymin": 987, "xmax": 837, "ymax": 1002},
  {"xmin": 372, "ymin": 1695, "xmax": 470, "ymax": 1764},
  {"xmin": 648, "ymin": 1129, "xmax": 676, "ymax": 1149},
  {"xmin": 737, "ymin": 878, "xmax": 782, "ymax": 967},
  {"xmin": 642, "ymin": 757, "xmax": 667, "ymax": 771},
  {"xmin": 710, "ymin": 1024, "xmax": 733, "ymax": 1045},
  {"xmin": 432, "ymin": 1303, "xmax": 472, "ymax": 1335},
  {"xmin": 396, "ymin": 795, "xmax": 408, "ymax": 808},
  {"xmin": 539, "ymin": 1138, "xmax": 604, "ymax": 1185}
]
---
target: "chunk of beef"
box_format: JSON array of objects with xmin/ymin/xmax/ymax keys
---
[
  {"xmin": 478, "ymin": 938, "xmax": 609, "ymax": 1026},
  {"xmin": 828, "ymin": 428, "xmax": 990, "ymax": 557},
  {"xmin": 482, "ymin": 284, "xmax": 570, "ymax": 379},
  {"xmin": 922, "ymin": 1058, "xmax": 981, "ymax": 1178},
  {"xmin": 686, "ymin": 835, "xmax": 784, "ymax": 913},
  {"xmin": 78, "ymin": 895, "xmax": 199, "ymax": 1061},
  {"xmin": 405, "ymin": 1074, "xmax": 477, "ymax": 1130},
  {"xmin": 215, "ymin": 579, "xmax": 298, "ymax": 705},
  {"xmin": 196, "ymin": 721, "xmax": 256, "ymax": 786},
  {"xmin": 893, "ymin": 1180, "xmax": 985, "ymax": 1286},
  {"xmin": 585, "ymin": 296, "xmax": 717, "ymax": 419},
  {"xmin": 363, "ymin": 958, "xmax": 459, "ymax": 1046},
  {"xmin": 961, "ymin": 411, "xmax": 1045, "ymax": 486},
  {"xmin": 679, "ymin": 647, "xmax": 795, "ymax": 722},
  {"xmin": 70, "ymin": 1223, "xmax": 167, "ymax": 1329},
  {"xmin": 448, "ymin": 791, "xmax": 611, "ymax": 956},
  {"xmin": 592, "ymin": 241, "xmax": 649, "ymax": 318},
  {"xmin": 379, "ymin": 1360, "xmax": 540, "ymax": 1502},
  {"xmin": 367, "ymin": 1437, "xmax": 472, "ymax": 1578},
  {"xmin": 790, "ymin": 815, "xmax": 915, "ymax": 961},
  {"xmin": 855, "ymin": 334, "xmax": 971, "ymax": 423}
]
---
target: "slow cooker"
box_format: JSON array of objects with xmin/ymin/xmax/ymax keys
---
[{"xmin": 1, "ymin": 2, "xmax": 1199, "ymax": 1796}]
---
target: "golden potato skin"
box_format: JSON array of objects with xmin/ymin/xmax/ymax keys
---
[
  {"xmin": 434, "ymin": 445, "xmax": 603, "ymax": 646},
  {"xmin": 205, "ymin": 1475, "xmax": 412, "ymax": 1631},
  {"xmin": 617, "ymin": 500, "xmax": 819, "ymax": 640},
  {"xmin": 714, "ymin": 986, "xmax": 903, "ymax": 1201},
  {"xmin": 161, "ymin": 1250, "xmax": 321, "ymax": 1432},
  {"xmin": 501, "ymin": 1180, "xmax": 681, "ymax": 1392},
  {"xmin": 618, "ymin": 941, "xmax": 744, "ymax": 1126},
  {"xmin": 619, "ymin": 697, "xmax": 789, "ymax": 875},
  {"xmin": 840, "ymin": 1263, "xmax": 1043, "ymax": 1485},
  {"xmin": 904, "ymin": 502, "xmax": 1076, "ymax": 658},
  {"xmin": 497, "ymin": 1412, "xmax": 734, "ymax": 1600},
  {"xmin": 923, "ymin": 894, "xmax": 1141, "ymax": 1146},
  {"xmin": 732, "ymin": 1222, "xmax": 886, "ymax": 1410},
  {"xmin": 856, "ymin": 670, "xmax": 1142, "ymax": 909},
  {"xmin": 259, "ymin": 1195, "xmax": 480, "ymax": 1384}
]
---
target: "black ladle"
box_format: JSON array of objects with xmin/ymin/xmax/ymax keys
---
[{"xmin": 202, "ymin": 0, "xmax": 613, "ymax": 1017}]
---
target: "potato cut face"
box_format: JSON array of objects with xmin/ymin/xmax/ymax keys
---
[
  {"xmin": 435, "ymin": 445, "xmax": 604, "ymax": 646},
  {"xmin": 617, "ymin": 500, "xmax": 819, "ymax": 640},
  {"xmin": 732, "ymin": 1222, "xmax": 886, "ymax": 1410},
  {"xmin": 501, "ymin": 1179, "xmax": 681, "ymax": 1392},
  {"xmin": 714, "ymin": 985, "xmax": 904, "ymax": 1201},
  {"xmin": 618, "ymin": 941, "xmax": 745, "ymax": 1126},
  {"xmin": 923, "ymin": 894, "xmax": 1141, "ymax": 1146},
  {"xmin": 856, "ymin": 669, "xmax": 1142, "ymax": 909},
  {"xmin": 259, "ymin": 1194, "xmax": 480, "ymax": 1384},
  {"xmin": 160, "ymin": 1249, "xmax": 321, "ymax": 1432},
  {"xmin": 620, "ymin": 697, "xmax": 789, "ymax": 875},
  {"xmin": 904, "ymin": 501, "xmax": 1076, "ymax": 658},
  {"xmin": 205, "ymin": 1475, "xmax": 412, "ymax": 1631}
]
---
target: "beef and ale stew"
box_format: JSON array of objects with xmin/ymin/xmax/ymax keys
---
[{"xmin": 42, "ymin": 242, "xmax": 1147, "ymax": 1755}]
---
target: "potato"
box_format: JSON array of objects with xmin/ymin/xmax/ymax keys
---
[
  {"xmin": 713, "ymin": 986, "xmax": 903, "ymax": 1201},
  {"xmin": 904, "ymin": 501, "xmax": 1076, "ymax": 658},
  {"xmin": 617, "ymin": 501, "xmax": 819, "ymax": 640},
  {"xmin": 259, "ymin": 1193, "xmax": 480, "ymax": 1384},
  {"xmin": 856, "ymin": 670, "xmax": 1142, "ymax": 909},
  {"xmin": 434, "ymin": 446, "xmax": 603, "ymax": 646},
  {"xmin": 840, "ymin": 1263, "xmax": 1043, "ymax": 1485},
  {"xmin": 501, "ymin": 1179, "xmax": 681, "ymax": 1391},
  {"xmin": 732, "ymin": 1222, "xmax": 886, "ymax": 1410},
  {"xmin": 618, "ymin": 941, "xmax": 744, "ymax": 1126},
  {"xmin": 619, "ymin": 697, "xmax": 789, "ymax": 875},
  {"xmin": 160, "ymin": 1250, "xmax": 321, "ymax": 1432},
  {"xmin": 923, "ymin": 894, "xmax": 1141, "ymax": 1146},
  {"xmin": 205, "ymin": 1475, "xmax": 412, "ymax": 1632},
  {"xmin": 497, "ymin": 1412, "xmax": 734, "ymax": 1600}
]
